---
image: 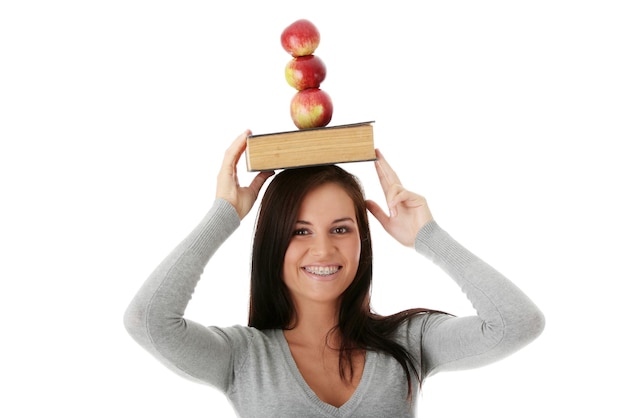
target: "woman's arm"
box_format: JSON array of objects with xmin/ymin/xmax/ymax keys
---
[
  {"xmin": 413, "ymin": 220, "xmax": 545, "ymax": 376},
  {"xmin": 123, "ymin": 131, "xmax": 274, "ymax": 390},
  {"xmin": 123, "ymin": 199, "xmax": 242, "ymax": 390},
  {"xmin": 366, "ymin": 149, "xmax": 544, "ymax": 376}
]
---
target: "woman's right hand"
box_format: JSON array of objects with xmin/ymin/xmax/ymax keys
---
[{"xmin": 216, "ymin": 130, "xmax": 275, "ymax": 220}]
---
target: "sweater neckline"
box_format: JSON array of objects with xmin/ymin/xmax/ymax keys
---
[{"xmin": 276, "ymin": 329, "xmax": 377, "ymax": 417}]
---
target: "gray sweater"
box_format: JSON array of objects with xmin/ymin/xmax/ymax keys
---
[{"xmin": 124, "ymin": 199, "xmax": 544, "ymax": 417}]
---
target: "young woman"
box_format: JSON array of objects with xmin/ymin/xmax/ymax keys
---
[{"xmin": 124, "ymin": 130, "xmax": 545, "ymax": 417}]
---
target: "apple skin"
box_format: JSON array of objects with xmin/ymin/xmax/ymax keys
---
[
  {"xmin": 285, "ymin": 55, "xmax": 327, "ymax": 91},
  {"xmin": 290, "ymin": 88, "xmax": 333, "ymax": 129},
  {"xmin": 281, "ymin": 19, "xmax": 320, "ymax": 57}
]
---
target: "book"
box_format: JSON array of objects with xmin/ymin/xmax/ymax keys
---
[{"xmin": 245, "ymin": 121, "xmax": 376, "ymax": 171}]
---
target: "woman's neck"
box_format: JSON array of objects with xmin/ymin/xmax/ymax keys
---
[{"xmin": 284, "ymin": 300, "xmax": 342, "ymax": 348}]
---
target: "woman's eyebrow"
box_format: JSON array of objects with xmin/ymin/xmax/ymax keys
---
[
  {"xmin": 295, "ymin": 217, "xmax": 355, "ymax": 225},
  {"xmin": 333, "ymin": 217, "xmax": 356, "ymax": 224}
]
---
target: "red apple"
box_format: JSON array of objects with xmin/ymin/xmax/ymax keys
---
[
  {"xmin": 290, "ymin": 88, "xmax": 333, "ymax": 129},
  {"xmin": 281, "ymin": 19, "xmax": 320, "ymax": 57},
  {"xmin": 285, "ymin": 55, "xmax": 326, "ymax": 91}
]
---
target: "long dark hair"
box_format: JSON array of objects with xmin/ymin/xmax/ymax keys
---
[{"xmin": 248, "ymin": 165, "xmax": 434, "ymax": 395}]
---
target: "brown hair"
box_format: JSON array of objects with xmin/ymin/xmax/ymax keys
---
[{"xmin": 248, "ymin": 164, "xmax": 435, "ymax": 395}]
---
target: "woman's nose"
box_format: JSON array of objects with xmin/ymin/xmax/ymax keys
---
[{"xmin": 310, "ymin": 234, "xmax": 333, "ymax": 256}]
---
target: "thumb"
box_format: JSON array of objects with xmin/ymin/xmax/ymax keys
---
[
  {"xmin": 249, "ymin": 170, "xmax": 275, "ymax": 197},
  {"xmin": 366, "ymin": 199, "xmax": 390, "ymax": 228}
]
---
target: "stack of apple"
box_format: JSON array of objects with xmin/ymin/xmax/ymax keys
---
[{"xmin": 281, "ymin": 19, "xmax": 333, "ymax": 129}]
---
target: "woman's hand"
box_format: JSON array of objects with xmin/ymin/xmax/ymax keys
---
[
  {"xmin": 216, "ymin": 130, "xmax": 274, "ymax": 220},
  {"xmin": 366, "ymin": 149, "xmax": 434, "ymax": 247}
]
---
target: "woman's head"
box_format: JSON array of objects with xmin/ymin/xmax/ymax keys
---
[{"xmin": 248, "ymin": 165, "xmax": 373, "ymax": 329}]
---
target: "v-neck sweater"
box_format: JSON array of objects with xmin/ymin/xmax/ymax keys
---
[{"xmin": 124, "ymin": 199, "xmax": 545, "ymax": 417}]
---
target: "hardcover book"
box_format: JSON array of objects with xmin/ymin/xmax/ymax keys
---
[{"xmin": 246, "ymin": 121, "xmax": 376, "ymax": 171}]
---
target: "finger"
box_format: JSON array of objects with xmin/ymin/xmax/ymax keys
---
[
  {"xmin": 387, "ymin": 185, "xmax": 416, "ymax": 206},
  {"xmin": 373, "ymin": 151, "xmax": 392, "ymax": 193},
  {"xmin": 385, "ymin": 183, "xmax": 408, "ymax": 217},
  {"xmin": 221, "ymin": 130, "xmax": 251, "ymax": 173},
  {"xmin": 248, "ymin": 170, "xmax": 275, "ymax": 197},
  {"xmin": 366, "ymin": 199, "xmax": 390, "ymax": 227},
  {"xmin": 374, "ymin": 149, "xmax": 402, "ymax": 189},
  {"xmin": 373, "ymin": 151, "xmax": 403, "ymax": 209},
  {"xmin": 390, "ymin": 188, "xmax": 430, "ymax": 220}
]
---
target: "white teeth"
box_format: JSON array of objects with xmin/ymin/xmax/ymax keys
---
[{"xmin": 304, "ymin": 266, "xmax": 340, "ymax": 276}]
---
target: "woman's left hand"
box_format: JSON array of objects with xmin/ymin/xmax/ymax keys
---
[{"xmin": 366, "ymin": 149, "xmax": 434, "ymax": 247}]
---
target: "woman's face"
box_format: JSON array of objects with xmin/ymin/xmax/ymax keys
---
[{"xmin": 283, "ymin": 182, "xmax": 361, "ymax": 307}]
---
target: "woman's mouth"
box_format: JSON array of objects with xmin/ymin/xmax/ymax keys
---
[{"xmin": 302, "ymin": 265, "xmax": 342, "ymax": 277}]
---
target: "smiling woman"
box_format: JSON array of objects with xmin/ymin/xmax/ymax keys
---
[
  {"xmin": 123, "ymin": 130, "xmax": 544, "ymax": 417},
  {"xmin": 248, "ymin": 166, "xmax": 367, "ymax": 335},
  {"xmin": 282, "ymin": 183, "xmax": 361, "ymax": 306}
]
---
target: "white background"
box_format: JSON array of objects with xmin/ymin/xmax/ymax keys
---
[{"xmin": 2, "ymin": 1, "xmax": 624, "ymax": 416}]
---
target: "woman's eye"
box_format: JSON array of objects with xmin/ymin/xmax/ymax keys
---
[
  {"xmin": 293, "ymin": 229, "xmax": 310, "ymax": 236},
  {"xmin": 332, "ymin": 226, "xmax": 349, "ymax": 234}
]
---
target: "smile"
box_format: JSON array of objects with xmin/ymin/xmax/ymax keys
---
[{"xmin": 302, "ymin": 265, "xmax": 342, "ymax": 276}]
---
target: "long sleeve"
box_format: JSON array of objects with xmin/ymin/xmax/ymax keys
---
[
  {"xmin": 123, "ymin": 198, "xmax": 243, "ymax": 391},
  {"xmin": 412, "ymin": 221, "xmax": 545, "ymax": 376}
]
